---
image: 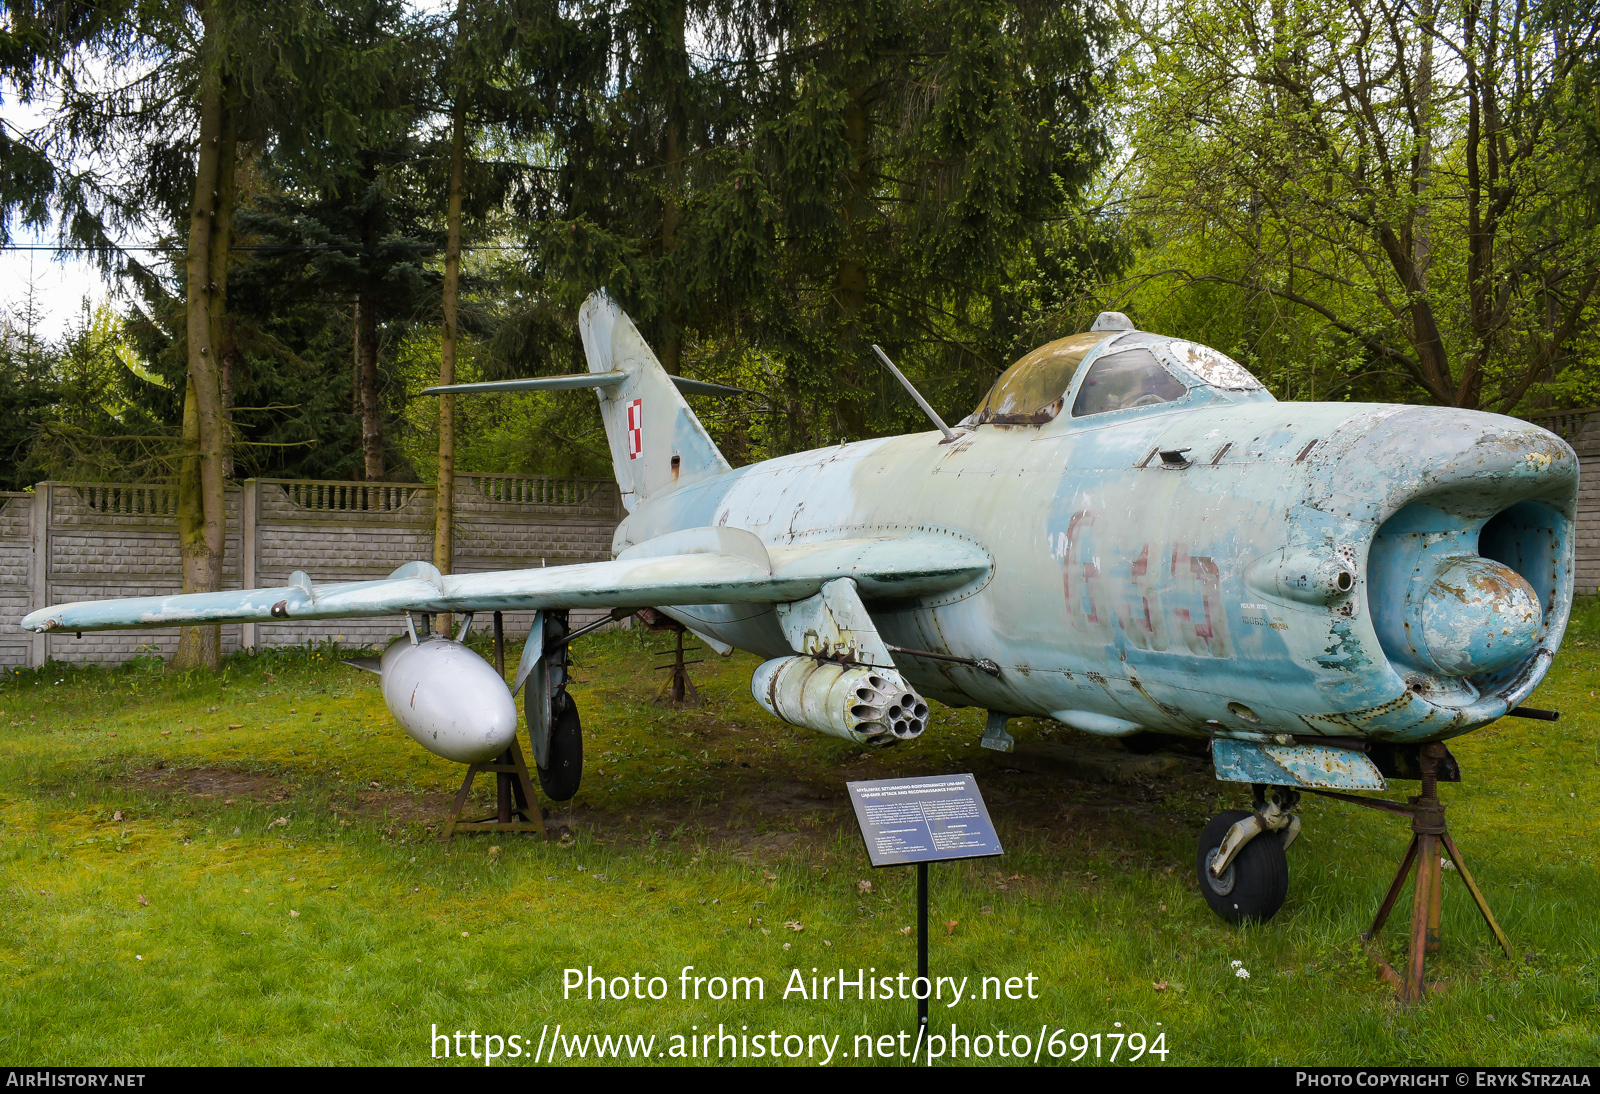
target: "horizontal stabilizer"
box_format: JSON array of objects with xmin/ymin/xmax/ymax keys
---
[
  {"xmin": 422, "ymin": 373, "xmax": 750, "ymax": 398},
  {"xmin": 669, "ymin": 376, "xmax": 755, "ymax": 397},
  {"xmin": 22, "ymin": 532, "xmax": 991, "ymax": 633}
]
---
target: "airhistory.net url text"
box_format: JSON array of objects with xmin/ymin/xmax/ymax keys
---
[{"xmin": 429, "ymin": 1022, "xmax": 1170, "ymax": 1065}]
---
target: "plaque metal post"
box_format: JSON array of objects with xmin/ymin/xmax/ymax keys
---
[
  {"xmin": 917, "ymin": 861, "xmax": 929, "ymax": 1034},
  {"xmin": 847, "ymin": 774, "xmax": 1002, "ymax": 1043}
]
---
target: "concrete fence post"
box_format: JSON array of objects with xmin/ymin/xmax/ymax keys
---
[
  {"xmin": 241, "ymin": 478, "xmax": 258, "ymax": 652},
  {"xmin": 28, "ymin": 486, "xmax": 48, "ymax": 668}
]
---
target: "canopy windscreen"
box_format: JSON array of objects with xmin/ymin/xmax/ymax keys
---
[{"xmin": 970, "ymin": 332, "xmax": 1114, "ymax": 425}]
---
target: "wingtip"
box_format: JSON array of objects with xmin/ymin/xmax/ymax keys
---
[{"xmin": 21, "ymin": 611, "xmax": 56, "ymax": 633}]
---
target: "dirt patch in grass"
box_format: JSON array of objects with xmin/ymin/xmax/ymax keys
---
[
  {"xmin": 519, "ymin": 778, "xmax": 851, "ymax": 859},
  {"xmin": 117, "ymin": 765, "xmax": 295, "ymax": 802},
  {"xmin": 336, "ymin": 787, "xmax": 457, "ymax": 825},
  {"xmin": 115, "ymin": 766, "xmax": 461, "ymax": 827},
  {"xmin": 536, "ymin": 767, "xmax": 1204, "ymax": 863}
]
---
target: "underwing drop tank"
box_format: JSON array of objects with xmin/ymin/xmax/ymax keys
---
[
  {"xmin": 380, "ymin": 636, "xmax": 518, "ymax": 763},
  {"xmin": 751, "ymin": 656, "xmax": 929, "ymax": 744}
]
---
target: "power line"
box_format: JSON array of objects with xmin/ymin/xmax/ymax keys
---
[{"xmin": 0, "ymin": 243, "xmax": 529, "ymax": 253}]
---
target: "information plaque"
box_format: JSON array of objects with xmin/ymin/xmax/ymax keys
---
[{"xmin": 846, "ymin": 773, "xmax": 1003, "ymax": 868}]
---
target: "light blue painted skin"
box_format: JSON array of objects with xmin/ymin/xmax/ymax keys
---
[
  {"xmin": 1212, "ymin": 739, "xmax": 1385, "ymax": 791},
  {"xmin": 24, "ymin": 294, "xmax": 1578, "ymax": 781}
]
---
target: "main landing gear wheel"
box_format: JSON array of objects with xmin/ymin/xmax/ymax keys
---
[
  {"xmin": 1197, "ymin": 809, "xmax": 1288, "ymax": 923},
  {"xmin": 538, "ymin": 700, "xmax": 583, "ymax": 802}
]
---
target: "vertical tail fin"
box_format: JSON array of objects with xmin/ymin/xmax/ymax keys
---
[{"xmin": 577, "ymin": 292, "xmax": 730, "ymax": 510}]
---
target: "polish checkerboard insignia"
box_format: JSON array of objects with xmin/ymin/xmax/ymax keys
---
[{"xmin": 626, "ymin": 398, "xmax": 643, "ymax": 460}]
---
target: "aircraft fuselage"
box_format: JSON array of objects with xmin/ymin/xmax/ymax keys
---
[{"xmin": 618, "ymin": 394, "xmax": 1575, "ymax": 747}]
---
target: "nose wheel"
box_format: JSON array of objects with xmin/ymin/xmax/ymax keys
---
[
  {"xmin": 1196, "ymin": 786, "xmax": 1299, "ymax": 923},
  {"xmin": 1196, "ymin": 808, "xmax": 1290, "ymax": 923}
]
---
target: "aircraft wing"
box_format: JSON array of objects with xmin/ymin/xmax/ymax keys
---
[{"xmin": 21, "ymin": 527, "xmax": 991, "ymax": 633}]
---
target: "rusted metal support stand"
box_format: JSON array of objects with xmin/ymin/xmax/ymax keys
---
[
  {"xmin": 441, "ymin": 737, "xmax": 546, "ymax": 840},
  {"xmin": 653, "ymin": 626, "xmax": 702, "ymax": 707},
  {"xmin": 1313, "ymin": 742, "xmax": 1514, "ymax": 1003},
  {"xmin": 441, "ymin": 611, "xmax": 547, "ymax": 841}
]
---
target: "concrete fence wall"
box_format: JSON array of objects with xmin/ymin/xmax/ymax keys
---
[{"xmin": 0, "ymin": 474, "xmax": 624, "ymax": 668}]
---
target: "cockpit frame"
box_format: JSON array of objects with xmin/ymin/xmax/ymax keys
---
[{"xmin": 963, "ymin": 327, "xmax": 1273, "ymax": 433}]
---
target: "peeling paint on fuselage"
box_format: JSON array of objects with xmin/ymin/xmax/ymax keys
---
[
  {"xmin": 1316, "ymin": 620, "xmax": 1374, "ymax": 672},
  {"xmin": 615, "ymin": 386, "xmax": 1577, "ymax": 748}
]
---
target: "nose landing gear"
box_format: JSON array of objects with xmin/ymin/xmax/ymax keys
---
[{"xmin": 1196, "ymin": 786, "xmax": 1300, "ymax": 923}]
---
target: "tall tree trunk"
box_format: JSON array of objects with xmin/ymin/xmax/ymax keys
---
[
  {"xmin": 1414, "ymin": 0, "xmax": 1435, "ymax": 296},
  {"xmin": 657, "ymin": 0, "xmax": 688, "ymax": 375},
  {"xmin": 837, "ymin": 86, "xmax": 871, "ymax": 317},
  {"xmin": 832, "ymin": 81, "xmax": 872, "ymax": 439},
  {"xmin": 210, "ymin": 76, "xmax": 238, "ymax": 484},
  {"xmin": 1459, "ymin": 11, "xmax": 1490, "ymax": 410},
  {"xmin": 351, "ymin": 301, "xmax": 361, "ymax": 424},
  {"xmin": 173, "ymin": 18, "xmax": 229, "ymax": 672},
  {"xmin": 659, "ymin": 113, "xmax": 683, "ymax": 376},
  {"xmin": 356, "ymin": 155, "xmax": 384, "ymax": 480},
  {"xmin": 435, "ymin": 90, "xmax": 466, "ymax": 625},
  {"xmin": 357, "ymin": 285, "xmax": 383, "ymax": 479},
  {"xmin": 220, "ymin": 315, "xmax": 236, "ymax": 480}
]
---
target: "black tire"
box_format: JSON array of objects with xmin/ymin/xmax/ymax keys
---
[
  {"xmin": 538, "ymin": 700, "xmax": 583, "ymax": 802},
  {"xmin": 1196, "ymin": 809, "xmax": 1288, "ymax": 924}
]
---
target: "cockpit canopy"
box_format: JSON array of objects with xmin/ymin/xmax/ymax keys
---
[
  {"xmin": 968, "ymin": 332, "xmax": 1109, "ymax": 425},
  {"xmin": 966, "ymin": 324, "xmax": 1267, "ymax": 427}
]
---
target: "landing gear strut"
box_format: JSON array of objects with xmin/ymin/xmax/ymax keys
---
[{"xmin": 1196, "ymin": 785, "xmax": 1299, "ymax": 923}]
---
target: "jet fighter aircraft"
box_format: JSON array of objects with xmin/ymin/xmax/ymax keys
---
[{"xmin": 24, "ymin": 292, "xmax": 1576, "ymax": 924}]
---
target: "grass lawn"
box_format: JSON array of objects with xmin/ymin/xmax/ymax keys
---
[{"xmin": 1, "ymin": 618, "xmax": 1597, "ymax": 1066}]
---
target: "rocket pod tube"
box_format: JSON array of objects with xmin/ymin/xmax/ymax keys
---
[{"xmin": 751, "ymin": 656, "xmax": 929, "ymax": 743}]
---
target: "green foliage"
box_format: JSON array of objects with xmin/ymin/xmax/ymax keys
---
[
  {"xmin": 224, "ymin": 154, "xmax": 444, "ymax": 481},
  {"xmin": 0, "ymin": 0, "xmax": 1122, "ymax": 482},
  {"xmin": 0, "ymin": 277, "xmax": 61, "ymax": 490},
  {"xmin": 0, "ymin": 282, "xmax": 183, "ymax": 486},
  {"xmin": 393, "ymin": 326, "xmax": 612, "ymax": 479},
  {"xmin": 1110, "ymin": 0, "xmax": 1600, "ymax": 411},
  {"xmin": 516, "ymin": 0, "xmax": 1119, "ymax": 459},
  {"xmin": 16, "ymin": 0, "xmax": 1596, "ymax": 487}
]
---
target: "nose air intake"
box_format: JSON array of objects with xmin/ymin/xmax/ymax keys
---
[
  {"xmin": 1373, "ymin": 547, "xmax": 1542, "ymax": 676},
  {"xmin": 1294, "ymin": 405, "xmax": 1576, "ymax": 725},
  {"xmin": 1366, "ymin": 452, "xmax": 1572, "ymax": 686}
]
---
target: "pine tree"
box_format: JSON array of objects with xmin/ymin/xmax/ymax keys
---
[
  {"xmin": 1, "ymin": 0, "xmax": 423, "ymax": 668},
  {"xmin": 421, "ymin": 0, "xmax": 589, "ymax": 580},
  {"xmin": 530, "ymin": 0, "xmax": 1114, "ymax": 454}
]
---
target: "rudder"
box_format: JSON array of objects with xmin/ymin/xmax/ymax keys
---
[{"xmin": 577, "ymin": 292, "xmax": 731, "ymax": 510}]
